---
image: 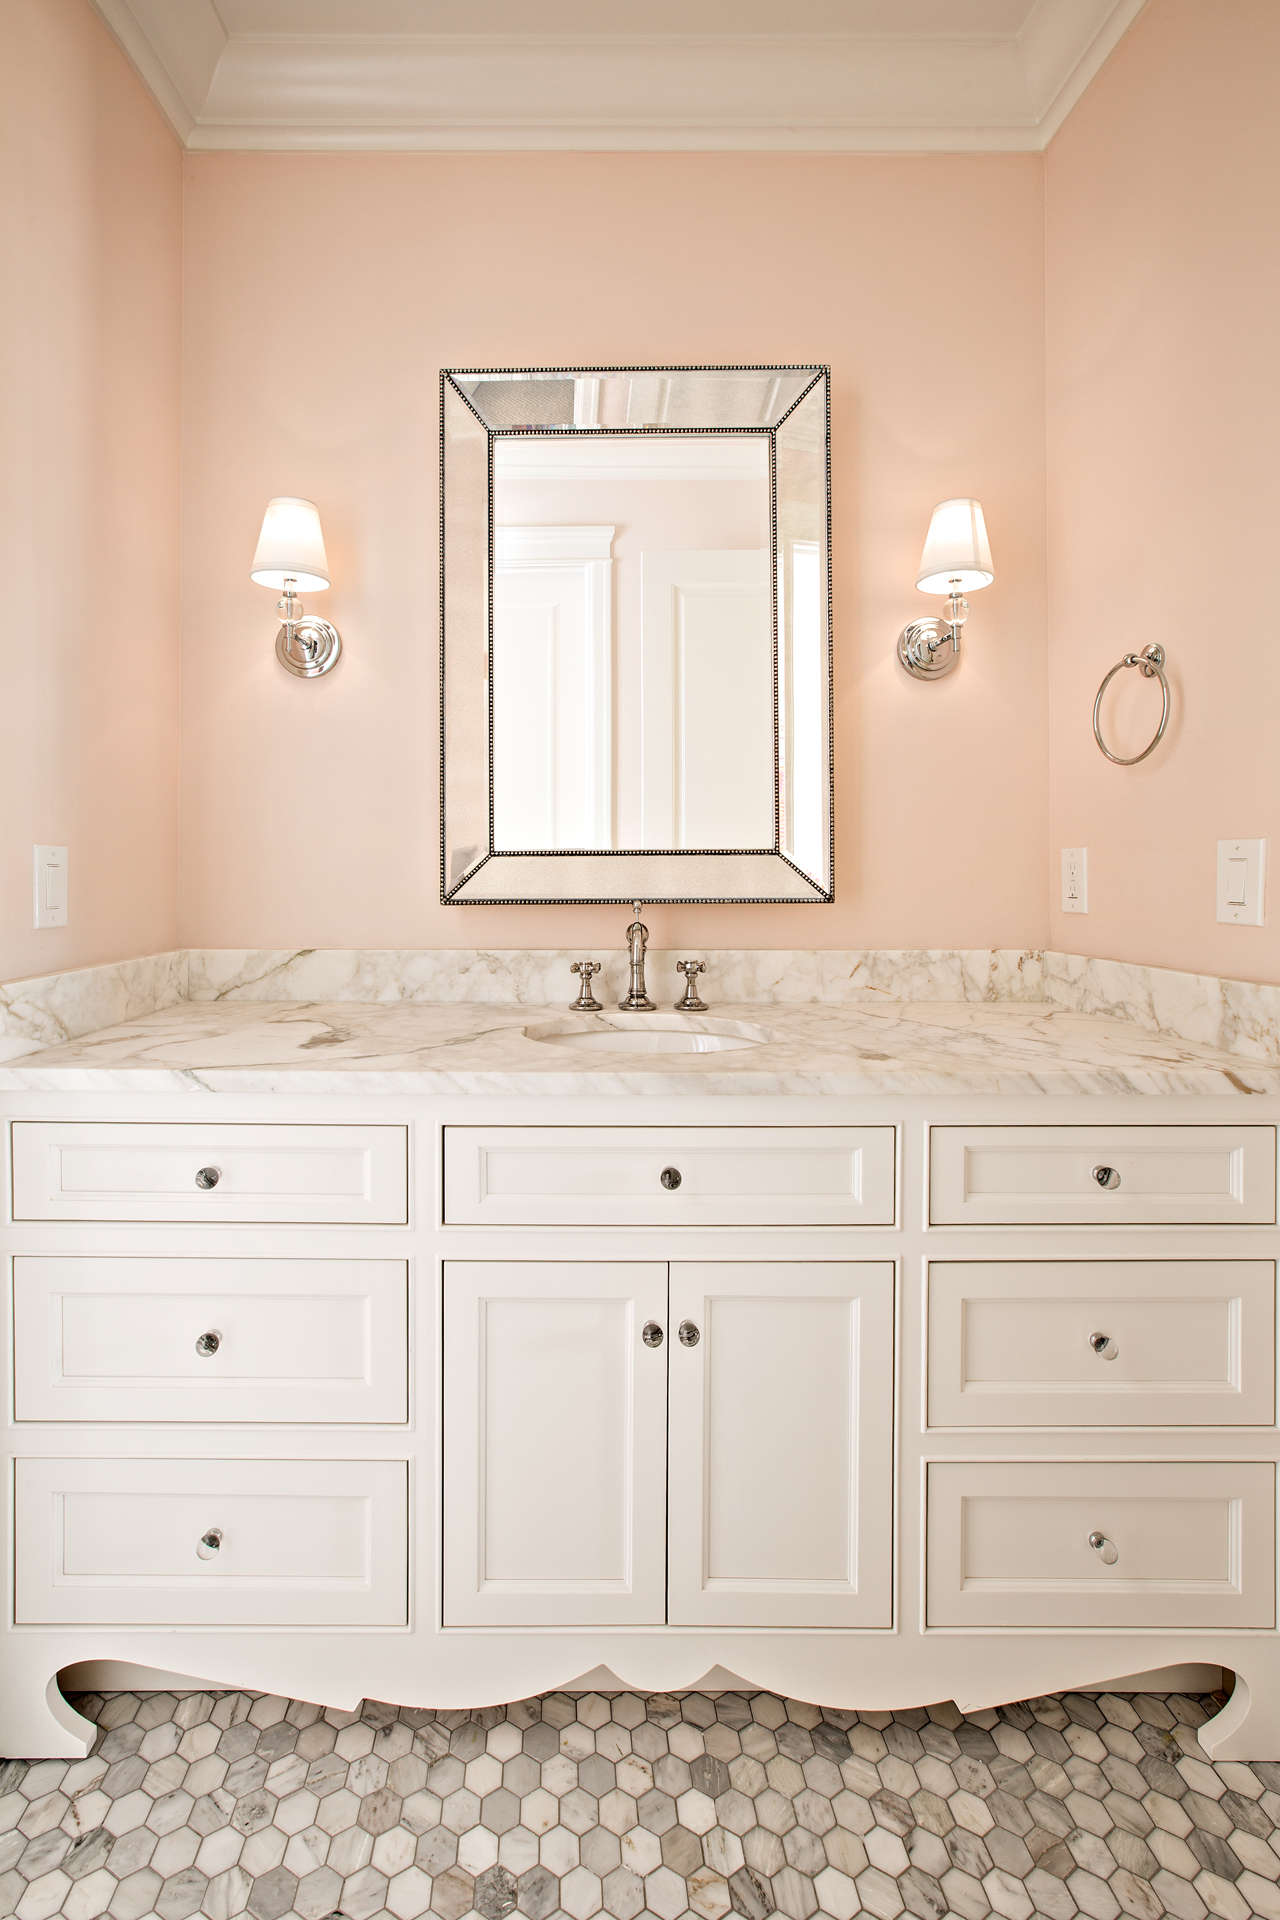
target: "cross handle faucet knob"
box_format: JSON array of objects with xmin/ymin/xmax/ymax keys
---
[
  {"xmin": 675, "ymin": 958, "xmax": 709, "ymax": 1013},
  {"xmin": 569, "ymin": 959, "xmax": 603, "ymax": 1011}
]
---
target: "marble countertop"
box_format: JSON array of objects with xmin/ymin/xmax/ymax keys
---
[{"xmin": 2, "ymin": 996, "xmax": 1278, "ymax": 1097}]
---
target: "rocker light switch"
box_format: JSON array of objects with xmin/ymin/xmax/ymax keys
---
[
  {"xmin": 1217, "ymin": 839, "xmax": 1266, "ymax": 926},
  {"xmin": 33, "ymin": 845, "xmax": 68, "ymax": 929}
]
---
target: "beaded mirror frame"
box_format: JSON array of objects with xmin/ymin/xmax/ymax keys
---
[{"xmin": 440, "ymin": 364, "xmax": 833, "ymax": 905}]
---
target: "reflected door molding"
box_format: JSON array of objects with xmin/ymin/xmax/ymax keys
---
[
  {"xmin": 441, "ymin": 364, "xmax": 834, "ymax": 904},
  {"xmin": 493, "ymin": 524, "xmax": 613, "ymax": 851},
  {"xmin": 637, "ymin": 549, "xmax": 773, "ymax": 850}
]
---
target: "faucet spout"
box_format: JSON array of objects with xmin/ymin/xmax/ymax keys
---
[{"xmin": 618, "ymin": 900, "xmax": 657, "ymax": 1012}]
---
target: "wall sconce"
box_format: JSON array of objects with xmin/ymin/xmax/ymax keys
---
[
  {"xmin": 251, "ymin": 496, "xmax": 342, "ymax": 678},
  {"xmin": 896, "ymin": 497, "xmax": 994, "ymax": 680}
]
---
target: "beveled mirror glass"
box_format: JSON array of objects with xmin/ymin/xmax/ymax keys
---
[{"xmin": 440, "ymin": 365, "xmax": 832, "ymax": 903}]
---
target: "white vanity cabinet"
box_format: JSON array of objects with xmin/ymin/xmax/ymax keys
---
[
  {"xmin": 442, "ymin": 1257, "xmax": 894, "ymax": 1631},
  {"xmin": 3, "ymin": 1088, "xmax": 1280, "ymax": 1764}
]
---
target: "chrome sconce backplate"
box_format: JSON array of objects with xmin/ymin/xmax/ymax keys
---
[
  {"xmin": 897, "ymin": 590, "xmax": 968, "ymax": 679},
  {"xmin": 274, "ymin": 592, "xmax": 342, "ymax": 678},
  {"xmin": 897, "ymin": 615, "xmax": 961, "ymax": 680}
]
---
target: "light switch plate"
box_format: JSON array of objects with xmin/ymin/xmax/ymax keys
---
[
  {"xmin": 1217, "ymin": 839, "xmax": 1266, "ymax": 925},
  {"xmin": 1061, "ymin": 847, "xmax": 1088, "ymax": 914},
  {"xmin": 33, "ymin": 845, "xmax": 68, "ymax": 929}
]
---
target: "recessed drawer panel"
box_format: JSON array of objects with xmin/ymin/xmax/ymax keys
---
[
  {"xmin": 13, "ymin": 1258, "xmax": 409, "ymax": 1424},
  {"xmin": 443, "ymin": 1126, "xmax": 895, "ymax": 1226},
  {"xmin": 11, "ymin": 1122, "xmax": 408, "ymax": 1224},
  {"xmin": 15, "ymin": 1458, "xmax": 409, "ymax": 1626},
  {"xmin": 930, "ymin": 1125, "xmax": 1275, "ymax": 1226},
  {"xmin": 927, "ymin": 1260, "xmax": 1276, "ymax": 1427},
  {"xmin": 926, "ymin": 1460, "xmax": 1275, "ymax": 1629}
]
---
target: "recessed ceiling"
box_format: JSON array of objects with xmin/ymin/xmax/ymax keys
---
[
  {"xmin": 92, "ymin": 0, "xmax": 1148, "ymax": 153},
  {"xmin": 212, "ymin": 1, "xmax": 1042, "ymax": 32}
]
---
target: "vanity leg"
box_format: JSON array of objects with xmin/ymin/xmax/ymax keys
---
[
  {"xmin": 1198, "ymin": 1669, "xmax": 1280, "ymax": 1762},
  {"xmin": 0, "ymin": 1670, "xmax": 97, "ymax": 1761}
]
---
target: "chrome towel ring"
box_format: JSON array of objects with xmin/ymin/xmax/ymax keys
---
[{"xmin": 1092, "ymin": 644, "xmax": 1170, "ymax": 765}]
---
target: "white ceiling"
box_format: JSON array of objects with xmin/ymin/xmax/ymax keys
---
[
  {"xmin": 92, "ymin": 0, "xmax": 1148, "ymax": 153},
  {"xmin": 213, "ymin": 1, "xmax": 1041, "ymax": 31}
]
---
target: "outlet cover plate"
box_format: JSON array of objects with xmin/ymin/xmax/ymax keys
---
[{"xmin": 1061, "ymin": 846, "xmax": 1088, "ymax": 914}]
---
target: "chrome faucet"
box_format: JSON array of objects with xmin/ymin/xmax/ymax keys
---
[{"xmin": 618, "ymin": 901, "xmax": 656, "ymax": 1011}]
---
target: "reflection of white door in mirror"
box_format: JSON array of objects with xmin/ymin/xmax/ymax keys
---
[
  {"xmin": 492, "ymin": 525, "xmax": 613, "ymax": 851},
  {"xmin": 636, "ymin": 549, "xmax": 772, "ymax": 850}
]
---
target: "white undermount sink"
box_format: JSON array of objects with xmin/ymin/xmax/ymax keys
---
[{"xmin": 523, "ymin": 1015, "xmax": 771, "ymax": 1055}]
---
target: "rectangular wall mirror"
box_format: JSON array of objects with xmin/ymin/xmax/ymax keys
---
[{"xmin": 440, "ymin": 364, "xmax": 833, "ymax": 904}]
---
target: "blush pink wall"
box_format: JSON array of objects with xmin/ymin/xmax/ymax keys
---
[
  {"xmin": 1045, "ymin": 0, "xmax": 1280, "ymax": 981},
  {"xmin": 0, "ymin": 0, "xmax": 181, "ymax": 981},
  {"xmin": 179, "ymin": 153, "xmax": 1047, "ymax": 952}
]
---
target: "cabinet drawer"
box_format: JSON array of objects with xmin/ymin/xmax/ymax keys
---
[
  {"xmin": 930, "ymin": 1125, "xmax": 1275, "ymax": 1226},
  {"xmin": 927, "ymin": 1260, "xmax": 1276, "ymax": 1427},
  {"xmin": 11, "ymin": 1122, "xmax": 408, "ymax": 1224},
  {"xmin": 443, "ymin": 1126, "xmax": 895, "ymax": 1226},
  {"xmin": 15, "ymin": 1458, "xmax": 408, "ymax": 1626},
  {"xmin": 926, "ymin": 1460, "xmax": 1275, "ymax": 1629},
  {"xmin": 13, "ymin": 1258, "xmax": 408, "ymax": 1424}
]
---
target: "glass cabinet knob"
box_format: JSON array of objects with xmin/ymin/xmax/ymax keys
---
[
  {"xmin": 195, "ymin": 1166, "xmax": 222, "ymax": 1190},
  {"xmin": 1088, "ymin": 1331, "xmax": 1118, "ymax": 1360},
  {"xmin": 195, "ymin": 1330, "xmax": 222, "ymax": 1358},
  {"xmin": 678, "ymin": 1320, "xmax": 701, "ymax": 1348},
  {"xmin": 660, "ymin": 1167, "xmax": 682, "ymax": 1190},
  {"xmin": 642, "ymin": 1321, "xmax": 664, "ymax": 1349},
  {"xmin": 1088, "ymin": 1531, "xmax": 1119, "ymax": 1565},
  {"xmin": 197, "ymin": 1528, "xmax": 224, "ymax": 1560},
  {"xmin": 1091, "ymin": 1165, "xmax": 1121, "ymax": 1191}
]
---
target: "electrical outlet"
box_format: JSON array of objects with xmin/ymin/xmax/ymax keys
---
[
  {"xmin": 1217, "ymin": 839, "xmax": 1267, "ymax": 925},
  {"xmin": 1061, "ymin": 847, "xmax": 1088, "ymax": 914},
  {"xmin": 33, "ymin": 845, "xmax": 68, "ymax": 929}
]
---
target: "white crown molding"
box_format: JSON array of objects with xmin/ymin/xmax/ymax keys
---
[
  {"xmin": 1018, "ymin": 0, "xmax": 1149, "ymax": 140},
  {"xmin": 90, "ymin": 0, "xmax": 227, "ymax": 142},
  {"xmin": 89, "ymin": 7, "xmax": 1148, "ymax": 153}
]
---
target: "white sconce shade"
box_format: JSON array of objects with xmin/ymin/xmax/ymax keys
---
[
  {"xmin": 916, "ymin": 498, "xmax": 994, "ymax": 594},
  {"xmin": 250, "ymin": 496, "xmax": 331, "ymax": 592}
]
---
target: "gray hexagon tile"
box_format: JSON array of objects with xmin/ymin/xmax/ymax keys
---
[{"xmin": 0, "ymin": 1686, "xmax": 1278, "ymax": 1918}]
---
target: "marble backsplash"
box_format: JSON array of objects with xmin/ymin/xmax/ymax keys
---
[
  {"xmin": 1, "ymin": 943, "xmax": 1278, "ymax": 1066},
  {"xmin": 184, "ymin": 945, "xmax": 1046, "ymax": 1009},
  {"xmin": 0, "ymin": 950, "xmax": 186, "ymax": 1066},
  {"xmin": 1043, "ymin": 951, "xmax": 1280, "ymax": 1066}
]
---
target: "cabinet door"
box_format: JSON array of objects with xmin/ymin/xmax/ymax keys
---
[
  {"xmin": 444, "ymin": 1262, "xmax": 668, "ymax": 1626},
  {"xmin": 668, "ymin": 1263, "xmax": 893, "ymax": 1627}
]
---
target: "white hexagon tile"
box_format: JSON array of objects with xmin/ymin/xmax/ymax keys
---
[{"xmin": 1, "ymin": 1686, "xmax": 1279, "ymax": 1920}]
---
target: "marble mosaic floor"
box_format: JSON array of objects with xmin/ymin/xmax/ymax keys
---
[{"xmin": 2, "ymin": 1687, "xmax": 1280, "ymax": 1920}]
